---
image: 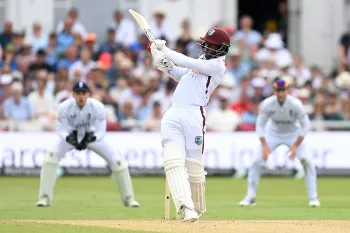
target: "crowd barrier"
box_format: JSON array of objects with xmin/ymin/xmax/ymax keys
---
[{"xmin": 1, "ymin": 132, "xmax": 350, "ymax": 176}]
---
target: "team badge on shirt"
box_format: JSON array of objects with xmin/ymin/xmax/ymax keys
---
[{"xmin": 195, "ymin": 136, "xmax": 203, "ymax": 145}]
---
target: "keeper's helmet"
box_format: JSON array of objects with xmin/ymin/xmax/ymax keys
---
[{"xmin": 199, "ymin": 28, "xmax": 231, "ymax": 59}]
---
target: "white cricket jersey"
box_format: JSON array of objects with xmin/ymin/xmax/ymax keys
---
[
  {"xmin": 164, "ymin": 48, "xmax": 226, "ymax": 107},
  {"xmin": 57, "ymin": 97, "xmax": 106, "ymax": 142},
  {"xmin": 256, "ymin": 95, "xmax": 310, "ymax": 137}
]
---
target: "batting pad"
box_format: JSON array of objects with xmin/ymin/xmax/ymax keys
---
[
  {"xmin": 185, "ymin": 158, "xmax": 207, "ymax": 214},
  {"xmin": 111, "ymin": 159, "xmax": 136, "ymax": 205},
  {"xmin": 38, "ymin": 152, "xmax": 60, "ymax": 202},
  {"xmin": 163, "ymin": 144, "xmax": 195, "ymax": 214}
]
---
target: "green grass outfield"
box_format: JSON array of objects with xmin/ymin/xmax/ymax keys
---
[{"xmin": 0, "ymin": 176, "xmax": 349, "ymax": 232}]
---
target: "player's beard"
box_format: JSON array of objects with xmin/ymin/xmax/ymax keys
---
[
  {"xmin": 199, "ymin": 42, "xmax": 217, "ymax": 60},
  {"xmin": 204, "ymin": 47, "xmax": 214, "ymax": 59}
]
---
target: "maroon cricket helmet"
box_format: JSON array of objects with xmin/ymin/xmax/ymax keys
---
[
  {"xmin": 200, "ymin": 28, "xmax": 231, "ymax": 46},
  {"xmin": 199, "ymin": 28, "xmax": 231, "ymax": 59}
]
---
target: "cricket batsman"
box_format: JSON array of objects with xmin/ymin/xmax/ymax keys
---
[
  {"xmin": 149, "ymin": 28, "xmax": 230, "ymax": 221},
  {"xmin": 36, "ymin": 81, "xmax": 140, "ymax": 208},
  {"xmin": 239, "ymin": 79, "xmax": 320, "ymax": 207}
]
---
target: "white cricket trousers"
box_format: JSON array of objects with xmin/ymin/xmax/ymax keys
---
[
  {"xmin": 161, "ymin": 105, "xmax": 206, "ymax": 161},
  {"xmin": 247, "ymin": 129, "xmax": 318, "ymax": 200},
  {"xmin": 161, "ymin": 105, "xmax": 207, "ymax": 213}
]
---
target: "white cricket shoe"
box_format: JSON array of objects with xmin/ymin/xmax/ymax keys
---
[
  {"xmin": 309, "ymin": 199, "xmax": 320, "ymax": 207},
  {"xmin": 239, "ymin": 197, "xmax": 256, "ymax": 206},
  {"xmin": 125, "ymin": 199, "xmax": 140, "ymax": 207},
  {"xmin": 183, "ymin": 208, "xmax": 199, "ymax": 222},
  {"xmin": 36, "ymin": 195, "xmax": 50, "ymax": 207}
]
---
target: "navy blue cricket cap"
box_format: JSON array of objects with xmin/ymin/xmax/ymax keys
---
[{"xmin": 72, "ymin": 81, "xmax": 90, "ymax": 92}]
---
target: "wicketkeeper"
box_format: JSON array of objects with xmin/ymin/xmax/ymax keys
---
[{"xmin": 36, "ymin": 81, "xmax": 140, "ymax": 208}]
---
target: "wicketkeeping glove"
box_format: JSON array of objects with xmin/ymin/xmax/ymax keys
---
[
  {"xmin": 66, "ymin": 130, "xmax": 80, "ymax": 148},
  {"xmin": 76, "ymin": 132, "xmax": 96, "ymax": 150}
]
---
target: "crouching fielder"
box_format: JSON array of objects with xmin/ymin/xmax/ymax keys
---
[
  {"xmin": 239, "ymin": 79, "xmax": 320, "ymax": 207},
  {"xmin": 36, "ymin": 81, "xmax": 139, "ymax": 208},
  {"xmin": 149, "ymin": 28, "xmax": 230, "ymax": 221}
]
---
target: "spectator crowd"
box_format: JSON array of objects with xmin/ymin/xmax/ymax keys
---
[{"xmin": 0, "ymin": 7, "xmax": 350, "ymax": 132}]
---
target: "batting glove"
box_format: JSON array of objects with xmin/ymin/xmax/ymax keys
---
[
  {"xmin": 148, "ymin": 39, "xmax": 167, "ymax": 55},
  {"xmin": 152, "ymin": 51, "xmax": 174, "ymax": 74}
]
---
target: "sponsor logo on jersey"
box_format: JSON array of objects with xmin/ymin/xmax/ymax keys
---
[
  {"xmin": 74, "ymin": 122, "xmax": 91, "ymax": 129},
  {"xmin": 195, "ymin": 136, "xmax": 203, "ymax": 145},
  {"xmin": 268, "ymin": 110, "xmax": 275, "ymax": 117},
  {"xmin": 273, "ymin": 120, "xmax": 293, "ymax": 124}
]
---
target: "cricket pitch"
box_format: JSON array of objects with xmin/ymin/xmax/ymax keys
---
[{"xmin": 8, "ymin": 220, "xmax": 350, "ymax": 233}]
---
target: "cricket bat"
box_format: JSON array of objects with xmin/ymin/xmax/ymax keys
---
[
  {"xmin": 165, "ymin": 179, "xmax": 181, "ymax": 220},
  {"xmin": 129, "ymin": 9, "xmax": 155, "ymax": 42},
  {"xmin": 165, "ymin": 180, "xmax": 171, "ymax": 220}
]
